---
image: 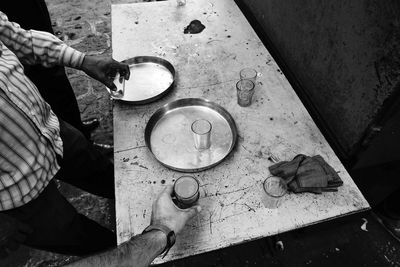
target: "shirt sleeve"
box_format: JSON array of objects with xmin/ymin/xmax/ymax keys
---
[{"xmin": 0, "ymin": 11, "xmax": 85, "ymax": 69}]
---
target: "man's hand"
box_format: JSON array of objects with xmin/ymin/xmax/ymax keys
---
[
  {"xmin": 81, "ymin": 55, "xmax": 130, "ymax": 92},
  {"xmin": 0, "ymin": 213, "xmax": 32, "ymax": 258},
  {"xmin": 151, "ymin": 185, "xmax": 201, "ymax": 234}
]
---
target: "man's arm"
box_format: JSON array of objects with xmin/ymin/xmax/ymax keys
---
[
  {"xmin": 67, "ymin": 231, "xmax": 166, "ymax": 267},
  {"xmin": 66, "ymin": 185, "xmax": 201, "ymax": 267},
  {"xmin": 0, "ymin": 11, "xmax": 129, "ymax": 91},
  {"xmin": 0, "ymin": 11, "xmax": 84, "ymax": 68}
]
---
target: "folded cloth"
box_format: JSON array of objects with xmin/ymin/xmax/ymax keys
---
[{"xmin": 269, "ymin": 154, "xmax": 343, "ymax": 194}]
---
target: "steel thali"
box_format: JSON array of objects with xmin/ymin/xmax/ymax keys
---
[
  {"xmin": 111, "ymin": 56, "xmax": 175, "ymax": 104},
  {"xmin": 145, "ymin": 98, "xmax": 237, "ymax": 172}
]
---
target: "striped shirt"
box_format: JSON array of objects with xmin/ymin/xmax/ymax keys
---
[{"xmin": 0, "ymin": 11, "xmax": 85, "ymax": 211}]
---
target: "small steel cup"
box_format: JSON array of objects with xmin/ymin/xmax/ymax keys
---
[
  {"xmin": 173, "ymin": 176, "xmax": 200, "ymax": 209},
  {"xmin": 236, "ymin": 79, "xmax": 255, "ymax": 107},
  {"xmin": 110, "ymin": 73, "xmax": 125, "ymax": 99},
  {"xmin": 262, "ymin": 176, "xmax": 287, "ymax": 209},
  {"xmin": 240, "ymin": 68, "xmax": 258, "ymax": 83},
  {"xmin": 191, "ymin": 119, "xmax": 212, "ymax": 150}
]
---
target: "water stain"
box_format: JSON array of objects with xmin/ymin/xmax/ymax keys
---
[
  {"xmin": 184, "ymin": 20, "xmax": 206, "ymax": 34},
  {"xmin": 138, "ymin": 164, "xmax": 148, "ymax": 170},
  {"xmin": 162, "ymin": 134, "xmax": 176, "ymax": 144}
]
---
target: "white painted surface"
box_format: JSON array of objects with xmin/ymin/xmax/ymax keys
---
[{"xmin": 112, "ymin": 0, "xmax": 370, "ymax": 264}]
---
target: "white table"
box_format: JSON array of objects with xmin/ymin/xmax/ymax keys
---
[{"xmin": 112, "ymin": 0, "xmax": 369, "ymax": 264}]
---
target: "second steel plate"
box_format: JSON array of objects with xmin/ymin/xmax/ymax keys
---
[{"xmin": 145, "ymin": 98, "xmax": 237, "ymax": 172}]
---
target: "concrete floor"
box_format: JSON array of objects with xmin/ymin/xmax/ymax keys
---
[{"xmin": 0, "ymin": 0, "xmax": 399, "ymax": 266}]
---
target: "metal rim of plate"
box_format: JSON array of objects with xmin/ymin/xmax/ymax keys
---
[
  {"xmin": 113, "ymin": 56, "xmax": 175, "ymax": 104},
  {"xmin": 145, "ymin": 98, "xmax": 238, "ymax": 172}
]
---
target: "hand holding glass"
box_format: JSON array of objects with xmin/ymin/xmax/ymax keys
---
[
  {"xmin": 173, "ymin": 176, "xmax": 200, "ymax": 209},
  {"xmin": 110, "ymin": 72, "xmax": 125, "ymax": 99}
]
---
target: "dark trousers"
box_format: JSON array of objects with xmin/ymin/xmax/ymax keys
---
[
  {"xmin": 2, "ymin": 121, "xmax": 116, "ymax": 256},
  {"xmin": 383, "ymin": 188, "xmax": 400, "ymax": 219},
  {"xmin": 0, "ymin": 1, "xmax": 87, "ymax": 138}
]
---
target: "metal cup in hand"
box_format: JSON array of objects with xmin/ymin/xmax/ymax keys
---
[
  {"xmin": 110, "ymin": 72, "xmax": 125, "ymax": 99},
  {"xmin": 173, "ymin": 176, "xmax": 200, "ymax": 209}
]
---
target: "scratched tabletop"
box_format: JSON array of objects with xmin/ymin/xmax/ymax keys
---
[{"xmin": 111, "ymin": 0, "xmax": 370, "ymax": 264}]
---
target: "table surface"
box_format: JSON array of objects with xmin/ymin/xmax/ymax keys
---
[{"xmin": 111, "ymin": 0, "xmax": 370, "ymax": 264}]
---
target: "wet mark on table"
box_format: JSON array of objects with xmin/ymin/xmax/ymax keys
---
[
  {"xmin": 204, "ymin": 185, "xmax": 254, "ymax": 198},
  {"xmin": 243, "ymin": 203, "xmax": 256, "ymax": 212},
  {"xmin": 139, "ymin": 164, "xmax": 148, "ymax": 170},
  {"xmin": 184, "ymin": 20, "xmax": 205, "ymax": 34},
  {"xmin": 162, "ymin": 134, "xmax": 176, "ymax": 144},
  {"xmin": 130, "ymin": 161, "xmax": 148, "ymax": 170},
  {"xmin": 115, "ymin": 145, "xmax": 146, "ymax": 154},
  {"xmin": 225, "ymin": 192, "xmax": 248, "ymax": 206}
]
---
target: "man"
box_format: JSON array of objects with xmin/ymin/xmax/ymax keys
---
[
  {"xmin": 67, "ymin": 185, "xmax": 201, "ymax": 267},
  {"xmin": 0, "ymin": 0, "xmax": 100, "ymax": 139},
  {"xmin": 0, "ymin": 11, "xmax": 128, "ymax": 256}
]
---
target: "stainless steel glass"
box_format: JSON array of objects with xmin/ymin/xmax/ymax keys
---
[
  {"xmin": 236, "ymin": 79, "xmax": 255, "ymax": 107},
  {"xmin": 173, "ymin": 176, "xmax": 200, "ymax": 208},
  {"xmin": 262, "ymin": 176, "xmax": 287, "ymax": 209},
  {"xmin": 110, "ymin": 73, "xmax": 125, "ymax": 99},
  {"xmin": 239, "ymin": 68, "xmax": 257, "ymax": 83},
  {"xmin": 191, "ymin": 119, "xmax": 212, "ymax": 150}
]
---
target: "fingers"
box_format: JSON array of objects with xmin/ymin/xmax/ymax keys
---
[
  {"xmin": 163, "ymin": 185, "xmax": 174, "ymax": 196},
  {"xmin": 108, "ymin": 62, "xmax": 129, "ymax": 90},
  {"xmin": 107, "ymin": 81, "xmax": 117, "ymax": 91},
  {"xmin": 121, "ymin": 64, "xmax": 130, "ymax": 80},
  {"xmin": 183, "ymin": 205, "xmax": 201, "ymax": 220},
  {"xmin": 111, "ymin": 60, "xmax": 130, "ymax": 81}
]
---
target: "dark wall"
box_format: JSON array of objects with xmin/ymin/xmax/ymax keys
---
[{"xmin": 242, "ymin": 0, "xmax": 400, "ymax": 160}]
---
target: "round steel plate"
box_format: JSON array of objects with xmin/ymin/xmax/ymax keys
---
[
  {"xmin": 111, "ymin": 56, "xmax": 175, "ymax": 104},
  {"xmin": 145, "ymin": 98, "xmax": 237, "ymax": 172}
]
